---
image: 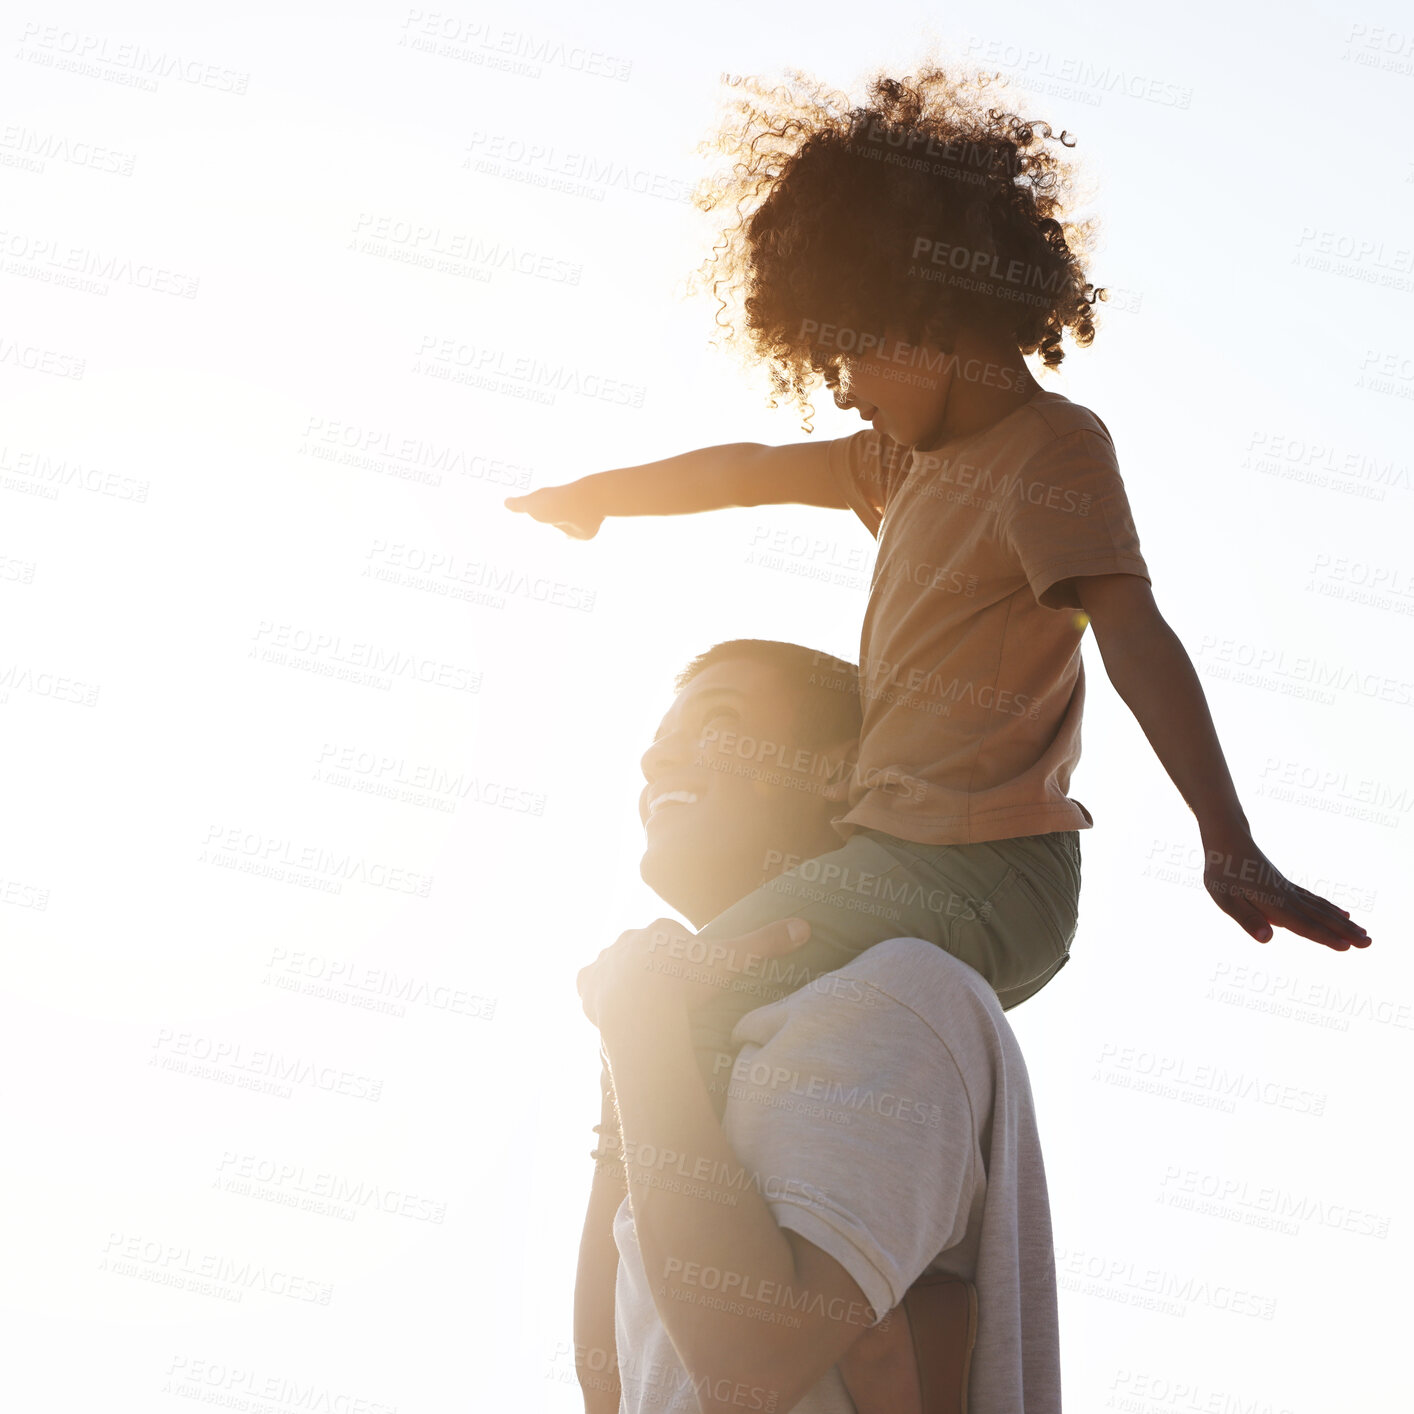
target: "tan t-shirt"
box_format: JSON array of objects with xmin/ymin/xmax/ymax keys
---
[{"xmin": 826, "ymin": 387, "xmax": 1150, "ymax": 845}]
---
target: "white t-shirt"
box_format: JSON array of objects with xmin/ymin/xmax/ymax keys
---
[{"xmin": 613, "ymin": 937, "xmax": 1062, "ymax": 1414}]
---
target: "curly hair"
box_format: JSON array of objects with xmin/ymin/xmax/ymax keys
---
[{"xmin": 688, "ymin": 65, "xmax": 1107, "ymax": 432}]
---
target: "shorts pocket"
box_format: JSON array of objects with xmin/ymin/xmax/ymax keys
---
[
  {"xmin": 1009, "ymin": 863, "xmax": 1076, "ymax": 959},
  {"xmin": 947, "ymin": 864, "xmax": 1068, "ymax": 998}
]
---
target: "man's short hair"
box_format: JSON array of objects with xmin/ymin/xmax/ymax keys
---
[{"xmin": 675, "ymin": 639, "xmax": 861, "ymax": 747}]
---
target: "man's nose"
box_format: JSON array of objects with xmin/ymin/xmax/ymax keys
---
[{"xmin": 640, "ymin": 730, "xmax": 686, "ymax": 782}]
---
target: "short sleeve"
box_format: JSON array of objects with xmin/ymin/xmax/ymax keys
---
[
  {"xmin": 828, "ymin": 430, "xmax": 910, "ymax": 539},
  {"xmin": 721, "ymin": 980, "xmax": 978, "ymax": 1323},
  {"xmin": 999, "ymin": 428, "xmax": 1151, "ymax": 611}
]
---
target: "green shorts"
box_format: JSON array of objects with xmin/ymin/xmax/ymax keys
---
[{"xmin": 593, "ymin": 828, "xmax": 1081, "ymax": 1164}]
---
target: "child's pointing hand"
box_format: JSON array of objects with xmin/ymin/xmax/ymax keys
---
[
  {"xmin": 504, "ymin": 482, "xmax": 603, "ymax": 540},
  {"xmin": 1201, "ymin": 834, "xmax": 1372, "ymax": 950}
]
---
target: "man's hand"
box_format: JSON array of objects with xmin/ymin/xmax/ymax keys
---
[
  {"xmin": 1201, "ymin": 834, "xmax": 1372, "ymax": 949},
  {"xmin": 505, "ymin": 481, "xmax": 603, "ymax": 539},
  {"xmin": 576, "ymin": 917, "xmax": 811, "ymax": 1031}
]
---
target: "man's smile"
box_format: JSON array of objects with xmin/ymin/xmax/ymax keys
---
[{"xmin": 647, "ymin": 789, "xmax": 701, "ymax": 818}]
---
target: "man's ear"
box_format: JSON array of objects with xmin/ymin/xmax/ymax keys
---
[{"xmin": 819, "ymin": 737, "xmax": 858, "ymax": 804}]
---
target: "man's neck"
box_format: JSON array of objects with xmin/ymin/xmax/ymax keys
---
[{"xmin": 681, "ymin": 837, "xmax": 844, "ymax": 929}]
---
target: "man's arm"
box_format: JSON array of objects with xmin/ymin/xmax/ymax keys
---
[
  {"xmin": 1071, "ymin": 572, "xmax": 1371, "ymax": 947},
  {"xmin": 599, "ymin": 997, "xmax": 877, "ymax": 1414},
  {"xmin": 574, "ymin": 1149, "xmax": 627, "ymax": 1413},
  {"xmin": 505, "ymin": 440, "xmax": 847, "ymax": 538}
]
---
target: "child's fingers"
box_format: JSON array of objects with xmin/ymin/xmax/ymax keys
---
[
  {"xmin": 1266, "ymin": 894, "xmax": 1370, "ymax": 950},
  {"xmin": 1231, "ymin": 902, "xmax": 1272, "ymax": 943},
  {"xmin": 729, "ymin": 918, "xmax": 811, "ymax": 956},
  {"xmin": 1285, "ymin": 884, "xmax": 1369, "ymax": 940}
]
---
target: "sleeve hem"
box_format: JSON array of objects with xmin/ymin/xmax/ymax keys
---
[
  {"xmin": 1028, "ymin": 554, "xmax": 1151, "ymax": 609},
  {"xmin": 768, "ymin": 1200, "xmax": 900, "ymax": 1326},
  {"xmin": 828, "ymin": 431, "xmax": 885, "ymax": 538}
]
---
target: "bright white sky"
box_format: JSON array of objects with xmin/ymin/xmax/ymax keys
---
[{"xmin": 3, "ymin": 1, "xmax": 1411, "ymax": 1409}]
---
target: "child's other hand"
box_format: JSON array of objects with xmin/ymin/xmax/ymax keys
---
[
  {"xmin": 1201, "ymin": 835, "xmax": 1372, "ymax": 950},
  {"xmin": 504, "ymin": 482, "xmax": 603, "ymax": 539},
  {"xmin": 577, "ymin": 917, "xmax": 812, "ymax": 1031}
]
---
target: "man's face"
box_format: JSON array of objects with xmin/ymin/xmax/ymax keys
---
[{"xmin": 637, "ymin": 657, "xmax": 849, "ymax": 928}]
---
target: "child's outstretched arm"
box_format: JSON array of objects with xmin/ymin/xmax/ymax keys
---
[
  {"xmin": 1072, "ymin": 572, "xmax": 1373, "ymax": 951},
  {"xmin": 504, "ymin": 440, "xmax": 847, "ymax": 538}
]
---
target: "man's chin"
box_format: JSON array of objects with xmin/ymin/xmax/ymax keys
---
[{"xmin": 639, "ymin": 845, "xmax": 733, "ymax": 929}]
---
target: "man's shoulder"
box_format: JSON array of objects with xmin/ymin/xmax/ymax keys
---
[
  {"xmin": 750, "ymin": 937, "xmax": 1006, "ymax": 1046},
  {"xmin": 728, "ymin": 939, "xmax": 1018, "ymax": 1120},
  {"xmin": 837, "ymin": 937, "xmax": 1005, "ymax": 1023}
]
